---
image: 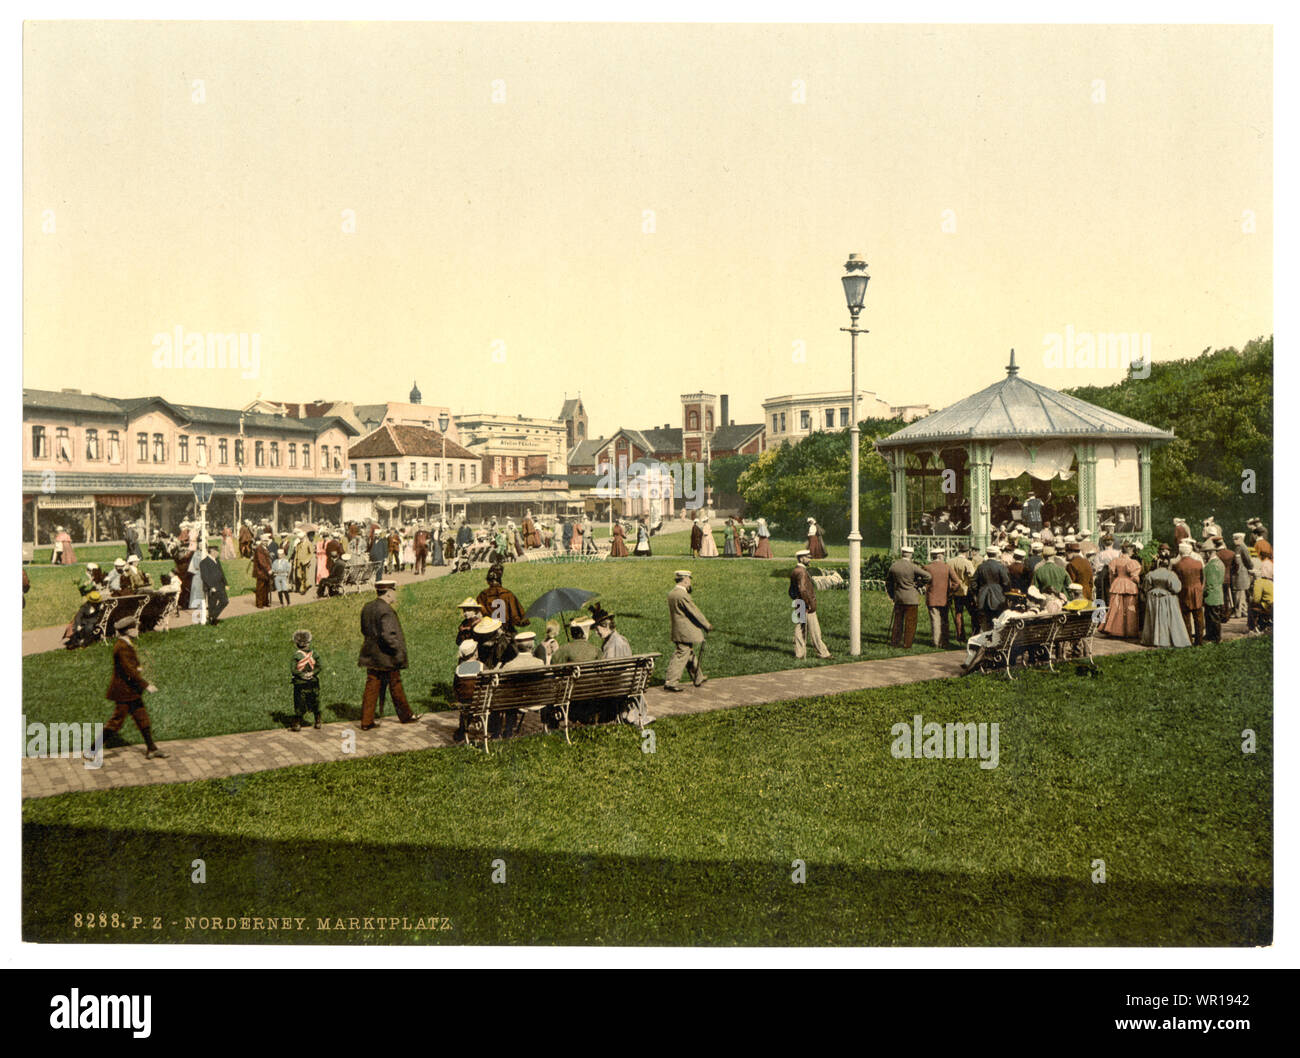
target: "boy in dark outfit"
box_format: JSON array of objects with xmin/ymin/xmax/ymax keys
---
[{"xmin": 290, "ymin": 629, "xmax": 324, "ymax": 731}]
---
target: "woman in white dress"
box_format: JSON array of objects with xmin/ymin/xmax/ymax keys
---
[
  {"xmin": 699, "ymin": 517, "xmax": 719, "ymax": 558},
  {"xmin": 401, "ymin": 529, "xmax": 416, "ymax": 570}
]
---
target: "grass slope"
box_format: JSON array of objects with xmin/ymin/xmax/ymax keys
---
[
  {"xmin": 23, "ymin": 559, "xmax": 933, "ymax": 742},
  {"xmin": 22, "ymin": 637, "xmax": 1272, "ymax": 946}
]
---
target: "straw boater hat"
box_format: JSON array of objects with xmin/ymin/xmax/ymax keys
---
[
  {"xmin": 114, "ymin": 558, "xmax": 125, "ymax": 567},
  {"xmin": 127, "ymin": 555, "xmax": 140, "ymax": 564},
  {"xmin": 930, "ymin": 546, "xmax": 945, "ymax": 556},
  {"xmin": 795, "ymin": 549, "xmax": 811, "ymax": 558},
  {"xmin": 1031, "ymin": 540, "xmax": 1043, "ymax": 552},
  {"xmin": 458, "ymin": 597, "xmax": 482, "ymax": 611},
  {"xmin": 1042, "ymin": 545, "xmax": 1057, "ymax": 557},
  {"xmin": 1067, "ymin": 582, "xmax": 1084, "ymax": 593},
  {"xmin": 458, "ymin": 639, "xmax": 478, "ymax": 658},
  {"xmin": 1233, "ymin": 532, "xmax": 1246, "ymax": 541},
  {"xmin": 472, "ymin": 616, "xmax": 502, "ymax": 637},
  {"xmin": 513, "ymin": 630, "xmax": 536, "ymax": 644},
  {"xmin": 87, "ymin": 590, "xmax": 102, "ymax": 602},
  {"xmin": 900, "ymin": 545, "xmax": 914, "ymax": 556},
  {"xmin": 1012, "ymin": 549, "xmax": 1025, "ymax": 560},
  {"xmin": 986, "ymin": 545, "xmax": 1000, "ymax": 557},
  {"xmin": 569, "ymin": 616, "xmax": 595, "ymax": 633},
  {"xmin": 375, "ymin": 579, "xmax": 396, "ymax": 592},
  {"xmin": 675, "ymin": 570, "xmax": 692, "ymax": 581}
]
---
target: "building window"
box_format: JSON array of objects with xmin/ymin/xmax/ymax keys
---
[
  {"xmin": 421, "ymin": 463, "xmax": 428, "ymax": 482},
  {"xmin": 378, "ymin": 462, "xmax": 386, "ymax": 481},
  {"xmin": 706, "ymin": 411, "xmax": 714, "ymax": 431},
  {"xmin": 840, "ymin": 407, "xmax": 849, "ymax": 427},
  {"xmin": 433, "ymin": 463, "xmax": 440, "ymax": 482},
  {"xmin": 333, "ymin": 446, "xmax": 342, "ymax": 470},
  {"xmin": 302, "ymin": 445, "xmax": 310, "ymax": 470},
  {"xmin": 234, "ymin": 438, "xmax": 245, "ymax": 466},
  {"xmin": 321, "ymin": 445, "xmax": 329, "ymax": 469},
  {"xmin": 152, "ymin": 433, "xmax": 166, "ymax": 462},
  {"xmin": 218, "ymin": 438, "xmax": 228, "ymax": 465},
  {"xmin": 409, "ymin": 462, "xmax": 417, "ymax": 481},
  {"xmin": 799, "ymin": 410, "xmax": 810, "ymax": 431},
  {"xmin": 364, "ymin": 463, "xmax": 372, "ymax": 482},
  {"xmin": 772, "ymin": 414, "xmax": 779, "ymax": 432},
  {"xmin": 350, "ymin": 463, "xmax": 357, "ymax": 478},
  {"xmin": 779, "ymin": 413, "xmax": 787, "ymax": 433},
  {"xmin": 687, "ymin": 410, "xmax": 699, "ymax": 431},
  {"xmin": 390, "ymin": 462, "xmax": 397, "ymax": 481},
  {"xmin": 85, "ymin": 428, "xmax": 100, "ymax": 461},
  {"xmin": 825, "ymin": 409, "xmax": 835, "ymax": 429},
  {"xmin": 269, "ymin": 442, "xmax": 280, "ymax": 468},
  {"xmin": 136, "ymin": 432, "xmax": 148, "ymax": 461},
  {"xmin": 288, "ymin": 443, "xmax": 296, "ymax": 468},
  {"xmin": 106, "ymin": 430, "xmax": 121, "ymax": 463},
  {"xmin": 32, "ymin": 425, "xmax": 48, "ymax": 459},
  {"xmin": 458, "ymin": 463, "xmax": 465, "ymax": 483},
  {"xmin": 470, "ymin": 464, "xmax": 477, "ymax": 484},
  {"xmin": 254, "ymin": 440, "xmax": 265, "ymax": 467},
  {"xmin": 179, "ymin": 435, "xmax": 189, "ymax": 462},
  {"xmin": 55, "ymin": 427, "xmax": 72, "ymax": 462},
  {"xmin": 195, "ymin": 437, "xmax": 208, "ymax": 466}
]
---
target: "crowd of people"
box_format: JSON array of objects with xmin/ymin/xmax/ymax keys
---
[{"xmin": 876, "ymin": 515, "xmax": 1273, "ymax": 666}]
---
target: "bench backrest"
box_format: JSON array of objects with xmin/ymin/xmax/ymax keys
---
[
  {"xmin": 553, "ymin": 654, "xmax": 660, "ymax": 703},
  {"xmin": 469, "ymin": 667, "xmax": 574, "ymax": 711},
  {"xmin": 1006, "ymin": 613, "xmax": 1065, "ymax": 645},
  {"xmin": 465, "ymin": 653, "xmax": 661, "ymax": 712},
  {"xmin": 1055, "ymin": 612, "xmax": 1097, "ymax": 642}
]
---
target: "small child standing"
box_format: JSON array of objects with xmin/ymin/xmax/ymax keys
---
[
  {"xmin": 290, "ymin": 629, "xmax": 324, "ymax": 731},
  {"xmin": 272, "ymin": 552, "xmax": 292, "ymax": 606}
]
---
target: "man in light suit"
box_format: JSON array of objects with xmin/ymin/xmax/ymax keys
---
[
  {"xmin": 664, "ymin": 571, "xmax": 712, "ymax": 691},
  {"xmin": 886, "ymin": 545, "xmax": 932, "ymax": 648}
]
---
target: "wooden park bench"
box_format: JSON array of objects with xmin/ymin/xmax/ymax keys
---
[
  {"xmin": 138, "ymin": 590, "xmax": 180, "ymax": 632},
  {"xmin": 342, "ymin": 559, "xmax": 382, "ymax": 593},
  {"xmin": 963, "ymin": 610, "xmax": 1099, "ymax": 679},
  {"xmin": 91, "ymin": 593, "xmax": 150, "ymax": 641},
  {"xmin": 460, "ymin": 653, "xmax": 660, "ymax": 753}
]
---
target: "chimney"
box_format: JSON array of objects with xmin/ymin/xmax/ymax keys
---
[{"xmin": 720, "ymin": 394, "xmax": 729, "ymax": 427}]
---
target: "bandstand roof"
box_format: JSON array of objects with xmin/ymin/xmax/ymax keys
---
[{"xmin": 875, "ymin": 351, "xmax": 1174, "ymax": 450}]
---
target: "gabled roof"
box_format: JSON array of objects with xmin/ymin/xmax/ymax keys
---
[
  {"xmin": 709, "ymin": 423, "xmax": 765, "ymax": 451},
  {"xmin": 348, "ymin": 423, "xmax": 477, "ymax": 461},
  {"xmin": 876, "ymin": 359, "xmax": 1175, "ymax": 449},
  {"xmin": 567, "ymin": 437, "xmax": 607, "ymax": 467}
]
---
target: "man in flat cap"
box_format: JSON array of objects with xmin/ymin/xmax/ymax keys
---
[
  {"xmin": 665, "ymin": 571, "xmax": 712, "ymax": 690},
  {"xmin": 85, "ymin": 616, "xmax": 166, "ymax": 762},
  {"xmin": 789, "ymin": 549, "xmax": 832, "ymax": 659},
  {"xmin": 885, "ymin": 545, "xmax": 932, "ymax": 648},
  {"xmin": 358, "ymin": 580, "xmax": 418, "ymax": 729}
]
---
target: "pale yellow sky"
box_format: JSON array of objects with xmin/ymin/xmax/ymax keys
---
[{"xmin": 23, "ymin": 22, "xmax": 1272, "ymax": 436}]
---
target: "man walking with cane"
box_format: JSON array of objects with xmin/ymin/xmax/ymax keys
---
[{"xmin": 664, "ymin": 570, "xmax": 712, "ymax": 691}]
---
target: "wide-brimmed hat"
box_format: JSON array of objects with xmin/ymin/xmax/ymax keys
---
[
  {"xmin": 472, "ymin": 616, "xmax": 502, "ymax": 636},
  {"xmin": 458, "ymin": 597, "xmax": 482, "ymax": 611}
]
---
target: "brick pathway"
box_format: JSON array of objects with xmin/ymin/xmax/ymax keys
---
[{"xmin": 20, "ymin": 617, "xmax": 1257, "ymax": 800}]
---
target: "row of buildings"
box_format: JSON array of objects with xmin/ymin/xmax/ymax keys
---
[{"xmin": 22, "ymin": 382, "xmax": 928, "ymax": 545}]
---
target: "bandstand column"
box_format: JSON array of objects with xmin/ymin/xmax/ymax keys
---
[
  {"xmin": 967, "ymin": 441, "xmax": 992, "ymax": 552},
  {"xmin": 1075, "ymin": 442, "xmax": 1098, "ymax": 538},
  {"xmin": 1138, "ymin": 442, "xmax": 1152, "ymax": 542},
  {"xmin": 889, "ymin": 451, "xmax": 908, "ymax": 552}
]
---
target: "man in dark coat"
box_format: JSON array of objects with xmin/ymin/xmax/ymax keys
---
[
  {"xmin": 252, "ymin": 535, "xmax": 272, "ymax": 608},
  {"xmin": 199, "ymin": 545, "xmax": 229, "ymax": 624},
  {"xmin": 789, "ymin": 549, "xmax": 832, "ymax": 658},
  {"xmin": 885, "ymin": 545, "xmax": 932, "ymax": 648},
  {"xmin": 973, "ymin": 544, "xmax": 1011, "ymax": 632},
  {"xmin": 690, "ymin": 517, "xmax": 704, "ymax": 559},
  {"xmin": 358, "ymin": 580, "xmax": 418, "ymax": 729},
  {"xmin": 237, "ymin": 522, "xmax": 254, "ymax": 559},
  {"xmin": 1172, "ymin": 540, "xmax": 1205, "ymax": 646}
]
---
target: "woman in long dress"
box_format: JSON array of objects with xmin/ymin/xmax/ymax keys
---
[
  {"xmin": 1101, "ymin": 544, "xmax": 1142, "ymax": 637},
  {"xmin": 401, "ymin": 530, "xmax": 416, "ymax": 570},
  {"xmin": 220, "ymin": 525, "xmax": 237, "ymax": 560},
  {"xmin": 699, "ymin": 518, "xmax": 719, "ymax": 558},
  {"xmin": 754, "ymin": 517, "xmax": 773, "ymax": 559},
  {"xmin": 570, "ymin": 520, "xmax": 584, "ymax": 553},
  {"xmin": 723, "ymin": 518, "xmax": 738, "ymax": 557},
  {"xmin": 187, "ymin": 547, "xmax": 205, "ymax": 610},
  {"xmin": 806, "ymin": 518, "xmax": 827, "ymax": 560},
  {"xmin": 610, "ymin": 522, "xmax": 629, "ymax": 557},
  {"xmin": 1140, "ymin": 560, "xmax": 1191, "ymax": 648},
  {"xmin": 634, "ymin": 517, "xmax": 652, "ymax": 557}
]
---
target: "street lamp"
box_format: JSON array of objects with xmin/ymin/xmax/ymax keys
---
[
  {"xmin": 190, "ymin": 472, "xmax": 215, "ymax": 625},
  {"xmin": 841, "ymin": 253, "xmax": 870, "ymax": 656},
  {"xmin": 438, "ymin": 413, "xmax": 450, "ymax": 531}
]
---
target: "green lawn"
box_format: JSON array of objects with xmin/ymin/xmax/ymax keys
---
[
  {"xmin": 23, "ymin": 557, "xmax": 256, "ymax": 631},
  {"xmin": 23, "ymin": 558, "xmax": 932, "ymax": 742},
  {"xmin": 22, "ymin": 637, "xmax": 1272, "ymax": 945}
]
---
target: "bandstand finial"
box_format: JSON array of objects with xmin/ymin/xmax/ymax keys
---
[{"xmin": 1007, "ymin": 348, "xmax": 1019, "ymax": 376}]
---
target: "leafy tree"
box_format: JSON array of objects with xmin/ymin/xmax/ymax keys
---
[{"xmin": 738, "ymin": 418, "xmax": 903, "ymax": 544}]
